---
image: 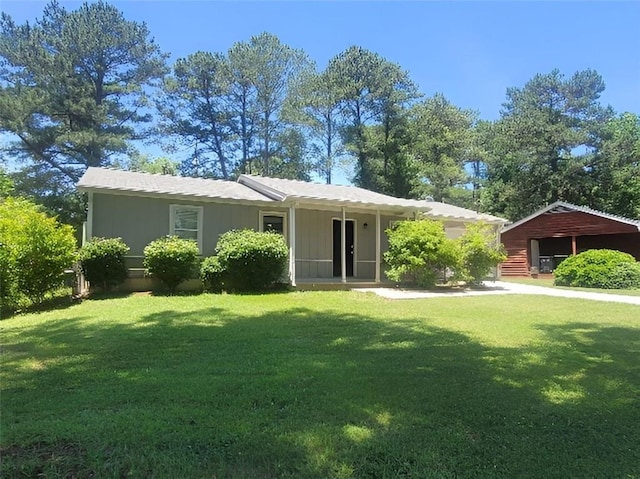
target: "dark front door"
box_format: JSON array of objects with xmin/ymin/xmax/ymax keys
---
[{"xmin": 333, "ymin": 219, "xmax": 354, "ymax": 277}]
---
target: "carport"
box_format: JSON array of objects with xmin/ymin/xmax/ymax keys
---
[{"xmin": 500, "ymin": 201, "xmax": 640, "ymax": 276}]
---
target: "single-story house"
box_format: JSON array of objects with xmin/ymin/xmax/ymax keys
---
[
  {"xmin": 77, "ymin": 167, "xmax": 507, "ymax": 289},
  {"xmin": 500, "ymin": 201, "xmax": 640, "ymax": 276}
]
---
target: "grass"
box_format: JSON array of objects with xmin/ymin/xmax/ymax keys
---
[
  {"xmin": 1, "ymin": 291, "xmax": 639, "ymax": 478},
  {"xmin": 500, "ymin": 276, "xmax": 640, "ymax": 296}
]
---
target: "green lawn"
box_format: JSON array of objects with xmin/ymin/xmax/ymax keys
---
[{"xmin": 1, "ymin": 291, "xmax": 639, "ymax": 478}]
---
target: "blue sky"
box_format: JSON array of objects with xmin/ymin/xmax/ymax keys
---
[{"xmin": 3, "ymin": 0, "xmax": 639, "ymax": 121}]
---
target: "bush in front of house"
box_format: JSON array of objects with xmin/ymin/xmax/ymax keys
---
[
  {"xmin": 456, "ymin": 222, "xmax": 508, "ymax": 285},
  {"xmin": 200, "ymin": 255, "xmax": 225, "ymax": 293},
  {"xmin": 0, "ymin": 197, "xmax": 77, "ymax": 308},
  {"xmin": 202, "ymin": 229, "xmax": 289, "ymax": 292},
  {"xmin": 554, "ymin": 249, "xmax": 639, "ymax": 289},
  {"xmin": 143, "ymin": 236, "xmax": 200, "ymax": 293},
  {"xmin": 0, "ymin": 236, "xmax": 18, "ymax": 310},
  {"xmin": 384, "ymin": 219, "xmax": 459, "ymax": 288},
  {"xmin": 78, "ymin": 237, "xmax": 130, "ymax": 291},
  {"xmin": 603, "ymin": 262, "xmax": 640, "ymax": 289}
]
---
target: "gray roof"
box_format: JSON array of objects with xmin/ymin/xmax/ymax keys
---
[
  {"xmin": 502, "ymin": 200, "xmax": 640, "ymax": 232},
  {"xmin": 77, "ymin": 167, "xmax": 274, "ymax": 203},
  {"xmin": 423, "ymin": 201, "xmax": 507, "ymax": 224},
  {"xmin": 77, "ymin": 167, "xmax": 508, "ymax": 222},
  {"xmin": 238, "ymin": 174, "xmax": 427, "ymax": 210}
]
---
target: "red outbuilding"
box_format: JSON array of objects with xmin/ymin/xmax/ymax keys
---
[{"xmin": 500, "ymin": 201, "xmax": 640, "ymax": 277}]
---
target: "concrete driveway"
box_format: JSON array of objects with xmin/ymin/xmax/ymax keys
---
[{"xmin": 359, "ymin": 281, "xmax": 640, "ymax": 305}]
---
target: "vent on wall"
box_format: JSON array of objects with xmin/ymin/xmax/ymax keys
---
[{"xmin": 546, "ymin": 205, "xmax": 575, "ymax": 214}]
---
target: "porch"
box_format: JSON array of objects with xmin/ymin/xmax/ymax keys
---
[{"xmin": 294, "ymin": 277, "xmax": 396, "ymax": 291}]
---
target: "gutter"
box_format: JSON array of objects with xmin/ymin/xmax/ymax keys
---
[{"xmin": 237, "ymin": 175, "xmax": 288, "ymax": 201}]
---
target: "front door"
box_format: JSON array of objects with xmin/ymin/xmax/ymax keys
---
[{"xmin": 333, "ymin": 219, "xmax": 354, "ymax": 277}]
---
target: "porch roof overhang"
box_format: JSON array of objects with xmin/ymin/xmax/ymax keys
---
[{"xmin": 238, "ymin": 174, "xmax": 428, "ymax": 214}]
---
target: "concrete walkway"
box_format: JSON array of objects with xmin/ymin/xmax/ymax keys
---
[{"xmin": 358, "ymin": 281, "xmax": 640, "ymax": 305}]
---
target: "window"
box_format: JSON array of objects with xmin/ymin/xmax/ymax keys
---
[
  {"xmin": 260, "ymin": 212, "xmax": 286, "ymax": 237},
  {"xmin": 170, "ymin": 205, "xmax": 203, "ymax": 252}
]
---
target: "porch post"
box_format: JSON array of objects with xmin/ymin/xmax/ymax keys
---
[
  {"xmin": 571, "ymin": 235, "xmax": 577, "ymax": 256},
  {"xmin": 375, "ymin": 209, "xmax": 381, "ymax": 283},
  {"xmin": 530, "ymin": 239, "xmax": 540, "ymax": 273},
  {"xmin": 341, "ymin": 206, "xmax": 347, "ymax": 283},
  {"xmin": 289, "ymin": 204, "xmax": 296, "ymax": 287}
]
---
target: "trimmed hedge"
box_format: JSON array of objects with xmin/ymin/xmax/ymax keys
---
[
  {"xmin": 143, "ymin": 236, "xmax": 200, "ymax": 293},
  {"xmin": 78, "ymin": 237, "xmax": 129, "ymax": 291},
  {"xmin": 201, "ymin": 229, "xmax": 289, "ymax": 292},
  {"xmin": 554, "ymin": 249, "xmax": 640, "ymax": 289}
]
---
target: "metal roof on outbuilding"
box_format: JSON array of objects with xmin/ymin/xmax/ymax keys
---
[{"xmin": 501, "ymin": 201, "xmax": 640, "ymax": 233}]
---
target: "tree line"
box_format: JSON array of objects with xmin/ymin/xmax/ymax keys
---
[{"xmin": 1, "ymin": 0, "xmax": 638, "ymax": 231}]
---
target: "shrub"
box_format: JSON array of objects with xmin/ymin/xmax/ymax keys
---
[
  {"xmin": 384, "ymin": 219, "xmax": 459, "ymax": 288},
  {"xmin": 78, "ymin": 237, "xmax": 130, "ymax": 291},
  {"xmin": 200, "ymin": 256, "xmax": 224, "ymax": 293},
  {"xmin": 0, "ymin": 197, "xmax": 77, "ymax": 307},
  {"xmin": 203, "ymin": 229, "xmax": 289, "ymax": 292},
  {"xmin": 143, "ymin": 236, "xmax": 199, "ymax": 293},
  {"xmin": 554, "ymin": 249, "xmax": 638, "ymax": 289},
  {"xmin": 0, "ymin": 239, "xmax": 18, "ymax": 310},
  {"xmin": 601, "ymin": 262, "xmax": 640, "ymax": 289},
  {"xmin": 456, "ymin": 223, "xmax": 507, "ymax": 285}
]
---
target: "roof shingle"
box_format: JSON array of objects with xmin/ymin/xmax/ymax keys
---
[
  {"xmin": 240, "ymin": 174, "xmax": 429, "ymax": 210},
  {"xmin": 77, "ymin": 167, "xmax": 274, "ymax": 203},
  {"xmin": 77, "ymin": 167, "xmax": 508, "ymax": 223}
]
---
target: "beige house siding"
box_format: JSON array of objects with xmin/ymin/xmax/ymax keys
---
[
  {"xmin": 442, "ymin": 220, "xmax": 468, "ymax": 239},
  {"xmin": 91, "ymin": 193, "xmax": 402, "ymax": 280},
  {"xmin": 89, "ymin": 190, "xmax": 498, "ymax": 285},
  {"xmin": 92, "ymin": 193, "xmax": 169, "ymax": 255},
  {"xmin": 79, "ymin": 168, "xmax": 508, "ymax": 291},
  {"xmin": 294, "ymin": 209, "xmax": 333, "ymax": 279},
  {"xmin": 291, "ymin": 210, "xmax": 409, "ymax": 280},
  {"xmin": 92, "ymin": 193, "xmax": 260, "ymax": 257},
  {"xmin": 202, "ymin": 203, "xmax": 262, "ymax": 255}
]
